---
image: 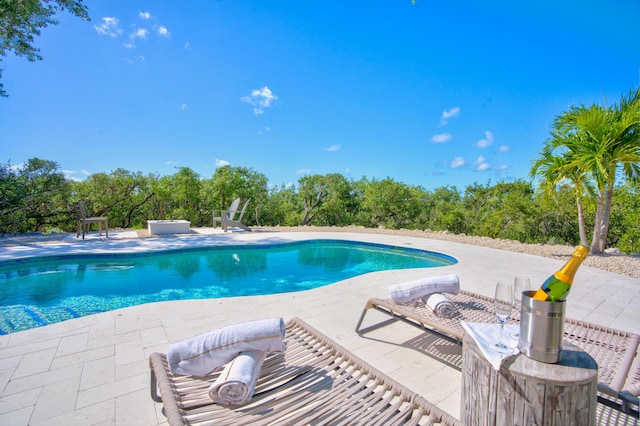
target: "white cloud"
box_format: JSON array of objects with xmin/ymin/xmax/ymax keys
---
[
  {"xmin": 131, "ymin": 28, "xmax": 148, "ymax": 39},
  {"xmin": 139, "ymin": 11, "xmax": 151, "ymax": 20},
  {"xmin": 325, "ymin": 144, "xmax": 341, "ymax": 152},
  {"xmin": 296, "ymin": 168, "xmax": 311, "ymax": 175},
  {"xmin": 450, "ymin": 157, "xmax": 466, "ymax": 168},
  {"xmin": 184, "ymin": 42, "xmax": 191, "ymax": 50},
  {"xmin": 215, "ymin": 159, "xmax": 230, "ymax": 167},
  {"xmin": 241, "ymin": 86, "xmax": 277, "ymax": 115},
  {"xmin": 431, "ymin": 133, "xmax": 452, "ymax": 143},
  {"xmin": 94, "ymin": 17, "xmax": 122, "ymax": 37},
  {"xmin": 497, "ymin": 164, "xmax": 509, "ymax": 171},
  {"xmin": 440, "ymin": 107, "xmax": 460, "ymax": 125},
  {"xmin": 475, "ymin": 131, "xmax": 494, "ymax": 148},
  {"xmin": 498, "ymin": 145, "xmax": 510, "ymax": 153},
  {"xmin": 474, "ymin": 156, "xmax": 491, "ymax": 171},
  {"xmin": 62, "ymin": 169, "xmax": 91, "ymax": 182},
  {"xmin": 158, "ymin": 26, "xmax": 170, "ymax": 37},
  {"xmin": 180, "ymin": 103, "xmax": 188, "ymax": 110}
]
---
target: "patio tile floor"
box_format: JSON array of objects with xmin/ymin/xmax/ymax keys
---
[{"xmin": 0, "ymin": 230, "xmax": 637, "ymax": 425}]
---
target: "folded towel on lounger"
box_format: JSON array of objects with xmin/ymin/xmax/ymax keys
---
[
  {"xmin": 388, "ymin": 273, "xmax": 460, "ymax": 303},
  {"xmin": 167, "ymin": 317, "xmax": 285, "ymax": 377},
  {"xmin": 423, "ymin": 293, "xmax": 457, "ymax": 318},
  {"xmin": 208, "ymin": 350, "xmax": 267, "ymax": 405}
]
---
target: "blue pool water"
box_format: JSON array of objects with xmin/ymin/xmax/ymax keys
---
[{"xmin": 0, "ymin": 239, "xmax": 456, "ymax": 334}]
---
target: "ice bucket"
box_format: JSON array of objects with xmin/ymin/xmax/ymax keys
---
[{"xmin": 518, "ymin": 290, "xmax": 565, "ymax": 363}]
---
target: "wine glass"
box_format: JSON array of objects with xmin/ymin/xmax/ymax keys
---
[
  {"xmin": 510, "ymin": 277, "xmax": 530, "ymax": 340},
  {"xmin": 492, "ymin": 280, "xmax": 514, "ymax": 353}
]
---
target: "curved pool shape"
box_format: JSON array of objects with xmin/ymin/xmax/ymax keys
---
[{"xmin": 0, "ymin": 239, "xmax": 457, "ymax": 334}]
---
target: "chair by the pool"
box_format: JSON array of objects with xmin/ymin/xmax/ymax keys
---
[
  {"xmin": 150, "ymin": 317, "xmax": 461, "ymax": 426},
  {"xmin": 213, "ymin": 198, "xmax": 240, "ymax": 228},
  {"xmin": 221, "ymin": 198, "xmax": 251, "ymax": 232},
  {"xmin": 355, "ymin": 289, "xmax": 640, "ymax": 418},
  {"xmin": 73, "ymin": 201, "xmax": 108, "ymax": 239}
]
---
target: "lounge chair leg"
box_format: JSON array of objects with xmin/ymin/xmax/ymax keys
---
[
  {"xmin": 354, "ymin": 308, "xmax": 368, "ymax": 334},
  {"xmin": 150, "ymin": 368, "xmax": 163, "ymax": 403}
]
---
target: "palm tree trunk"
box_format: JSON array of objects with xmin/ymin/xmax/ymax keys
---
[
  {"xmin": 598, "ymin": 183, "xmax": 616, "ymax": 252},
  {"xmin": 591, "ymin": 191, "xmax": 605, "ymax": 254},
  {"xmin": 576, "ymin": 198, "xmax": 589, "ymax": 247}
]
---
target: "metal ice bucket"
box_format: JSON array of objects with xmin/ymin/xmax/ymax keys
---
[{"xmin": 518, "ymin": 290, "xmax": 565, "ymax": 363}]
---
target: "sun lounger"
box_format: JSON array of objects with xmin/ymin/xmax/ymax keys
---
[
  {"xmin": 150, "ymin": 317, "xmax": 461, "ymax": 426},
  {"xmin": 355, "ymin": 290, "xmax": 640, "ymax": 418}
]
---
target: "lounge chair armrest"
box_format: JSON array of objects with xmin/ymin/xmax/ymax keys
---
[
  {"xmin": 620, "ymin": 390, "xmax": 639, "ymax": 405},
  {"xmin": 149, "ymin": 352, "xmax": 188, "ymax": 425}
]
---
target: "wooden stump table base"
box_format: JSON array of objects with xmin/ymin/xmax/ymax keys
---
[{"xmin": 461, "ymin": 333, "xmax": 598, "ymax": 426}]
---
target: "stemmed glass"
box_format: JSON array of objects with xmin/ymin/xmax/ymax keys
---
[
  {"xmin": 510, "ymin": 277, "xmax": 530, "ymax": 340},
  {"xmin": 492, "ymin": 280, "xmax": 514, "ymax": 353}
]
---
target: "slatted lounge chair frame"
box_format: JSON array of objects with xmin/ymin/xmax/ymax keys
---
[
  {"xmin": 150, "ymin": 317, "xmax": 461, "ymax": 426},
  {"xmin": 355, "ymin": 289, "xmax": 640, "ymax": 418},
  {"xmin": 221, "ymin": 198, "xmax": 251, "ymax": 232}
]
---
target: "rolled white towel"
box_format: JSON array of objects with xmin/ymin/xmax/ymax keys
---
[
  {"xmin": 208, "ymin": 350, "xmax": 267, "ymax": 405},
  {"xmin": 168, "ymin": 317, "xmax": 285, "ymax": 377},
  {"xmin": 388, "ymin": 273, "xmax": 460, "ymax": 303},
  {"xmin": 424, "ymin": 293, "xmax": 457, "ymax": 318}
]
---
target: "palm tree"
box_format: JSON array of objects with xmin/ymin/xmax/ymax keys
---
[
  {"xmin": 535, "ymin": 88, "xmax": 640, "ymax": 254},
  {"xmin": 530, "ymin": 139, "xmax": 593, "ymax": 247}
]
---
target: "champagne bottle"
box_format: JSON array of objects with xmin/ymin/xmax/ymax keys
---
[{"xmin": 533, "ymin": 245, "xmax": 590, "ymax": 302}]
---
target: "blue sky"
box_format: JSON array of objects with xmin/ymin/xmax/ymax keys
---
[{"xmin": 1, "ymin": 0, "xmax": 638, "ymax": 190}]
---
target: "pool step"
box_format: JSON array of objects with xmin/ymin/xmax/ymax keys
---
[{"xmin": 0, "ymin": 305, "xmax": 104, "ymax": 334}]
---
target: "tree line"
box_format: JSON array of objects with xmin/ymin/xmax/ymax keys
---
[
  {"xmin": 2, "ymin": 3, "xmax": 638, "ymax": 253},
  {"xmin": 1, "ymin": 157, "xmax": 638, "ymax": 254}
]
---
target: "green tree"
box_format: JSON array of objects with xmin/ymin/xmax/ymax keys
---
[
  {"xmin": 607, "ymin": 183, "xmax": 640, "ymax": 253},
  {"xmin": 261, "ymin": 184, "xmax": 300, "ymax": 226},
  {"xmin": 530, "ymin": 139, "xmax": 594, "ymax": 247},
  {"xmin": 71, "ymin": 168, "xmax": 156, "ymax": 228},
  {"xmin": 421, "ymin": 185, "xmax": 466, "ymax": 233},
  {"xmin": 0, "ymin": 158, "xmax": 69, "ymax": 233},
  {"xmin": 545, "ymin": 88, "xmax": 640, "ymax": 253},
  {"xmin": 297, "ymin": 173, "xmax": 355, "ymax": 226},
  {"xmin": 158, "ymin": 167, "xmax": 202, "ymax": 223},
  {"xmin": 204, "ymin": 166, "xmax": 268, "ymax": 226},
  {"xmin": 357, "ymin": 178, "xmax": 423, "ymax": 229},
  {"xmin": 462, "ymin": 180, "xmax": 536, "ymax": 242},
  {"xmin": 534, "ymin": 184, "xmax": 588, "ymax": 245},
  {"xmin": 0, "ymin": 0, "xmax": 90, "ymax": 97}
]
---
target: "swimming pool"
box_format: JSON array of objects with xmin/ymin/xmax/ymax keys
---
[{"xmin": 0, "ymin": 239, "xmax": 457, "ymax": 334}]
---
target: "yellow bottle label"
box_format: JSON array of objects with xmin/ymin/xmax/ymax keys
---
[{"xmin": 533, "ymin": 287, "xmax": 549, "ymax": 301}]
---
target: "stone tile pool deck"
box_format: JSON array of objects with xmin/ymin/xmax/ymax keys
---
[{"xmin": 0, "ymin": 230, "xmax": 637, "ymax": 425}]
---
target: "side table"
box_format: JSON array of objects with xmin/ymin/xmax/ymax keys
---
[{"xmin": 461, "ymin": 332, "xmax": 598, "ymax": 425}]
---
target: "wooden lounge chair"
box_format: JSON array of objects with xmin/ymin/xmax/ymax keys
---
[
  {"xmin": 150, "ymin": 317, "xmax": 461, "ymax": 426},
  {"xmin": 213, "ymin": 198, "xmax": 240, "ymax": 228},
  {"xmin": 221, "ymin": 198, "xmax": 251, "ymax": 232},
  {"xmin": 73, "ymin": 201, "xmax": 108, "ymax": 239},
  {"xmin": 355, "ymin": 290, "xmax": 640, "ymax": 418}
]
